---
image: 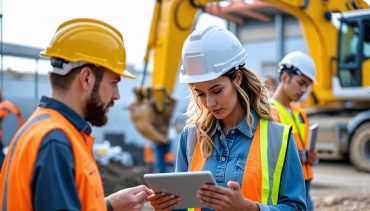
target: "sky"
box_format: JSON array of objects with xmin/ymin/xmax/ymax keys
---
[
  {"xmin": 3, "ymin": 0, "xmax": 370, "ymax": 73},
  {"xmin": 2, "ymin": 0, "xmax": 225, "ymax": 73}
]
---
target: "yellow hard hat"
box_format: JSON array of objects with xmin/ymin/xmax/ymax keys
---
[{"xmin": 40, "ymin": 18, "xmax": 136, "ymax": 79}]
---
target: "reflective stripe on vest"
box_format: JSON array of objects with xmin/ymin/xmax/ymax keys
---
[
  {"xmin": 0, "ymin": 108, "xmax": 106, "ymax": 211},
  {"xmin": 270, "ymin": 99, "xmax": 312, "ymax": 180},
  {"xmin": 1, "ymin": 113, "xmax": 50, "ymax": 211},
  {"xmin": 270, "ymin": 99, "xmax": 308, "ymax": 147},
  {"xmin": 187, "ymin": 119, "xmax": 290, "ymax": 210}
]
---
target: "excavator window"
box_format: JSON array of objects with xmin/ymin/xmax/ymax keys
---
[
  {"xmin": 338, "ymin": 19, "xmax": 362, "ymax": 87},
  {"xmin": 364, "ymin": 21, "xmax": 370, "ymax": 58}
]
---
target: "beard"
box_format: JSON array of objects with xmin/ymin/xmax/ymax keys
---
[{"xmin": 85, "ymin": 87, "xmax": 114, "ymax": 127}]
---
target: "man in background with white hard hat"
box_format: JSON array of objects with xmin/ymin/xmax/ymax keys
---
[
  {"xmin": 271, "ymin": 51, "xmax": 318, "ymax": 210},
  {"xmin": 0, "ymin": 18, "xmax": 152, "ymax": 211}
]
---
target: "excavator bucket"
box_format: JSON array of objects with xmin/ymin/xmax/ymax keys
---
[{"xmin": 129, "ymin": 87, "xmax": 176, "ymax": 144}]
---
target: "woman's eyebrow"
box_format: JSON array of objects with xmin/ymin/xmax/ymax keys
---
[{"xmin": 194, "ymin": 84, "xmax": 222, "ymax": 92}]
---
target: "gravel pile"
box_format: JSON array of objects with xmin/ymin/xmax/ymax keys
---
[
  {"xmin": 315, "ymin": 194, "xmax": 370, "ymax": 211},
  {"xmin": 97, "ymin": 161, "xmax": 150, "ymax": 195}
]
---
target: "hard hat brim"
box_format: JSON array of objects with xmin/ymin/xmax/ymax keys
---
[
  {"xmin": 121, "ymin": 70, "xmax": 136, "ymax": 79},
  {"xmin": 40, "ymin": 51, "xmax": 136, "ymax": 79}
]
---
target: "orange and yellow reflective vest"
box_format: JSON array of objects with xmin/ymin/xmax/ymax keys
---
[
  {"xmin": 187, "ymin": 119, "xmax": 291, "ymax": 211},
  {"xmin": 0, "ymin": 107, "xmax": 106, "ymax": 211},
  {"xmin": 143, "ymin": 143, "xmax": 175, "ymax": 165},
  {"xmin": 270, "ymin": 99, "xmax": 313, "ymax": 180},
  {"xmin": 0, "ymin": 100, "xmax": 24, "ymax": 140}
]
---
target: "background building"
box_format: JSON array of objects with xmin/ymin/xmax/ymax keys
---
[
  {"xmin": 207, "ymin": 2, "xmax": 307, "ymax": 79},
  {"xmin": 0, "ymin": 2, "xmax": 307, "ymax": 165}
]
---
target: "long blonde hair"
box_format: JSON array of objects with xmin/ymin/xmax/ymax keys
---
[{"xmin": 186, "ymin": 67, "xmax": 272, "ymax": 159}]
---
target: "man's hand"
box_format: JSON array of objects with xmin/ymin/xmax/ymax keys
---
[
  {"xmin": 107, "ymin": 185, "xmax": 153, "ymax": 211},
  {"xmin": 307, "ymin": 149, "xmax": 318, "ymax": 165}
]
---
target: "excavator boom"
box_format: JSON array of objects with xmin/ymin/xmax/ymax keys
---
[
  {"xmin": 261, "ymin": 0, "xmax": 369, "ymax": 105},
  {"xmin": 130, "ymin": 0, "xmax": 218, "ymax": 143},
  {"xmin": 130, "ymin": 0, "xmax": 369, "ymax": 147}
]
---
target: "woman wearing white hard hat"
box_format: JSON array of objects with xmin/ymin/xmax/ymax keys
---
[{"xmin": 148, "ymin": 26, "xmax": 306, "ymax": 211}]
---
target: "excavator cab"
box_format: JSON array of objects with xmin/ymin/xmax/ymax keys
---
[{"xmin": 337, "ymin": 10, "xmax": 370, "ymax": 95}]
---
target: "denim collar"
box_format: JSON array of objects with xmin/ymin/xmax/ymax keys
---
[
  {"xmin": 210, "ymin": 109, "xmax": 259, "ymax": 138},
  {"xmin": 38, "ymin": 96, "xmax": 92, "ymax": 135}
]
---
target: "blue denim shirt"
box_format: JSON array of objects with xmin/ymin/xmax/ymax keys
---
[
  {"xmin": 175, "ymin": 111, "xmax": 306, "ymax": 211},
  {"xmin": 31, "ymin": 96, "xmax": 92, "ymax": 211}
]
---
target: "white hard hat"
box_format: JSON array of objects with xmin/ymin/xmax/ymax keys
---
[
  {"xmin": 279, "ymin": 51, "xmax": 316, "ymax": 82},
  {"xmin": 179, "ymin": 26, "xmax": 247, "ymax": 83}
]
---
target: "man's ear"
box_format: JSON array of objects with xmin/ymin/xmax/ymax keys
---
[
  {"xmin": 280, "ymin": 71, "xmax": 289, "ymax": 83},
  {"xmin": 79, "ymin": 66, "xmax": 95, "ymax": 91}
]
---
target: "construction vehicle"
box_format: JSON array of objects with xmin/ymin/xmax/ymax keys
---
[{"xmin": 129, "ymin": 0, "xmax": 370, "ymax": 172}]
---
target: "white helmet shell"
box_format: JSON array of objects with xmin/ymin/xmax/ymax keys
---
[
  {"xmin": 279, "ymin": 51, "xmax": 316, "ymax": 82},
  {"xmin": 179, "ymin": 26, "xmax": 247, "ymax": 83}
]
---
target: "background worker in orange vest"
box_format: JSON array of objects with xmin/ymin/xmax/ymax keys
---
[
  {"xmin": 151, "ymin": 140, "xmax": 175, "ymax": 173},
  {"xmin": 0, "ymin": 89, "xmax": 24, "ymax": 169},
  {"xmin": 143, "ymin": 142, "xmax": 175, "ymax": 173},
  {"xmin": 271, "ymin": 51, "xmax": 319, "ymax": 210},
  {"xmin": 144, "ymin": 116, "xmax": 186, "ymax": 173},
  {"xmin": 0, "ymin": 18, "xmax": 152, "ymax": 211},
  {"xmin": 148, "ymin": 26, "xmax": 306, "ymax": 211},
  {"xmin": 150, "ymin": 116, "xmax": 187, "ymax": 173}
]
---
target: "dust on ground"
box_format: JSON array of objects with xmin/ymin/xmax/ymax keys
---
[
  {"xmin": 97, "ymin": 161, "xmax": 149, "ymax": 195},
  {"xmin": 312, "ymin": 160, "xmax": 370, "ymax": 211}
]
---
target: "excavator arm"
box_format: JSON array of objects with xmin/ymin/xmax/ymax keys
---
[
  {"xmin": 259, "ymin": 0, "xmax": 369, "ymax": 105},
  {"xmin": 130, "ymin": 0, "xmax": 218, "ymax": 143},
  {"xmin": 130, "ymin": 0, "xmax": 369, "ymax": 143},
  {"xmin": 205, "ymin": 0, "xmax": 369, "ymax": 106}
]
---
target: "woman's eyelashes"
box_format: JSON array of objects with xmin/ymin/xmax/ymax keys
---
[{"xmin": 196, "ymin": 89, "xmax": 222, "ymax": 97}]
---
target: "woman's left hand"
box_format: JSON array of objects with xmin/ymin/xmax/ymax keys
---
[{"xmin": 197, "ymin": 181, "xmax": 259, "ymax": 211}]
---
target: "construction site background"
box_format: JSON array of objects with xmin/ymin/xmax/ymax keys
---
[
  {"xmin": 96, "ymin": 160, "xmax": 370, "ymax": 211},
  {"xmin": 1, "ymin": 1, "xmax": 370, "ymax": 210}
]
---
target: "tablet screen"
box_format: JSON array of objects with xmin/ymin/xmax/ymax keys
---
[
  {"xmin": 144, "ymin": 171, "xmax": 216, "ymax": 209},
  {"xmin": 309, "ymin": 123, "xmax": 319, "ymax": 150}
]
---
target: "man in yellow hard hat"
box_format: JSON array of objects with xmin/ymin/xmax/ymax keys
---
[{"xmin": 0, "ymin": 18, "xmax": 152, "ymax": 211}]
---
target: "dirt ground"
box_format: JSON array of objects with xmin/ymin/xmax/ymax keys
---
[
  {"xmin": 99, "ymin": 160, "xmax": 370, "ymax": 211},
  {"xmin": 97, "ymin": 161, "xmax": 149, "ymax": 195},
  {"xmin": 311, "ymin": 160, "xmax": 370, "ymax": 211}
]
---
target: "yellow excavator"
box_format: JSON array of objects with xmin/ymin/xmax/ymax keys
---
[{"xmin": 129, "ymin": 0, "xmax": 370, "ymax": 172}]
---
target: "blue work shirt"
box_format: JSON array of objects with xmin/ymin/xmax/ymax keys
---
[
  {"xmin": 176, "ymin": 111, "xmax": 306, "ymax": 211},
  {"xmin": 31, "ymin": 96, "xmax": 97, "ymax": 211}
]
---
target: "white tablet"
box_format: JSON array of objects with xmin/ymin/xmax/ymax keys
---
[
  {"xmin": 144, "ymin": 171, "xmax": 216, "ymax": 209},
  {"xmin": 309, "ymin": 123, "xmax": 319, "ymax": 150}
]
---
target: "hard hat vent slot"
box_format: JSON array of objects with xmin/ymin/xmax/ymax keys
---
[{"xmin": 186, "ymin": 54, "xmax": 206, "ymax": 76}]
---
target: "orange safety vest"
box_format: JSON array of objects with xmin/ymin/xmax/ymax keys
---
[
  {"xmin": 270, "ymin": 99, "xmax": 313, "ymax": 180},
  {"xmin": 0, "ymin": 107, "xmax": 106, "ymax": 211},
  {"xmin": 144, "ymin": 144, "xmax": 154, "ymax": 164},
  {"xmin": 187, "ymin": 119, "xmax": 291, "ymax": 211},
  {"xmin": 143, "ymin": 144, "xmax": 175, "ymax": 164},
  {"xmin": 0, "ymin": 100, "xmax": 24, "ymax": 140}
]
